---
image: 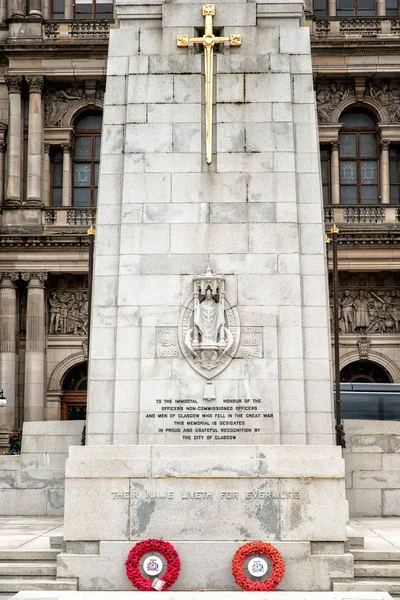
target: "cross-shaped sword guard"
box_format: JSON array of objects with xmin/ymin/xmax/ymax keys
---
[{"xmin": 177, "ymin": 4, "xmax": 242, "ymax": 164}]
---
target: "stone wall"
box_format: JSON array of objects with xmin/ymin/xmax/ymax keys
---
[
  {"xmin": 345, "ymin": 419, "xmax": 400, "ymax": 517},
  {"xmin": 0, "ymin": 420, "xmax": 83, "ymax": 516}
]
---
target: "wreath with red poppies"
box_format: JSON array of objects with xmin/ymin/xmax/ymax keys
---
[
  {"xmin": 125, "ymin": 539, "xmax": 180, "ymax": 591},
  {"xmin": 231, "ymin": 541, "xmax": 285, "ymax": 591}
]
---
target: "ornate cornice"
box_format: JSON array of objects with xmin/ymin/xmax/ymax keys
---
[{"xmin": 0, "ymin": 234, "xmax": 90, "ymax": 249}]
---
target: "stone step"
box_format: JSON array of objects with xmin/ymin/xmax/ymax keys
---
[
  {"xmin": 355, "ymin": 561, "xmax": 400, "ymax": 578},
  {"xmin": 353, "ymin": 550, "xmax": 400, "ymax": 561},
  {"xmin": 348, "ymin": 535, "xmax": 364, "ymax": 548},
  {"xmin": 0, "ymin": 578, "xmax": 78, "ymax": 592},
  {"xmin": 0, "ymin": 562, "xmax": 57, "ymax": 577},
  {"xmin": 334, "ymin": 578, "xmax": 400, "ymax": 593},
  {"xmin": 50, "ymin": 536, "xmax": 63, "ymax": 550},
  {"xmin": 0, "ymin": 550, "xmax": 59, "ymax": 561}
]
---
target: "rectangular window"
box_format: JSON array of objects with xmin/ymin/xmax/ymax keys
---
[
  {"xmin": 386, "ymin": 0, "xmax": 398, "ymax": 14},
  {"xmin": 389, "ymin": 147, "xmax": 400, "ymax": 204},
  {"xmin": 314, "ymin": 0, "xmax": 328, "ymax": 15},
  {"xmin": 51, "ymin": 149, "xmax": 63, "ymax": 207},
  {"xmin": 51, "ymin": 0, "xmax": 64, "ymax": 18},
  {"xmin": 75, "ymin": 0, "xmax": 113, "ymax": 18},
  {"xmin": 336, "ymin": 0, "xmax": 376, "ymax": 15},
  {"xmin": 320, "ymin": 146, "xmax": 331, "ymax": 204}
]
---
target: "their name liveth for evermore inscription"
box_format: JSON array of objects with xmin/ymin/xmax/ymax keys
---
[{"xmin": 111, "ymin": 491, "xmax": 301, "ymax": 500}]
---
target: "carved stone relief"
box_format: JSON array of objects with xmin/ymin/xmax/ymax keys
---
[
  {"xmin": 366, "ymin": 80, "xmax": 400, "ymax": 122},
  {"xmin": 178, "ymin": 267, "xmax": 240, "ymax": 379},
  {"xmin": 330, "ymin": 288, "xmax": 400, "ymax": 334},
  {"xmin": 44, "ymin": 83, "xmax": 105, "ymax": 127},
  {"xmin": 316, "ymin": 81, "xmax": 353, "ymax": 123},
  {"xmin": 48, "ymin": 289, "xmax": 88, "ymax": 335}
]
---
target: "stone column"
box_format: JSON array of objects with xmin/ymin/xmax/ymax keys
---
[
  {"xmin": 377, "ymin": 0, "xmax": 386, "ymax": 15},
  {"xmin": 0, "ymin": 272, "xmax": 19, "ymax": 430},
  {"xmin": 28, "ymin": 0, "xmax": 42, "ymax": 17},
  {"xmin": 42, "ymin": 144, "xmax": 51, "ymax": 207},
  {"xmin": 64, "ymin": 0, "xmax": 73, "ymax": 18},
  {"xmin": 5, "ymin": 76, "xmax": 23, "ymax": 207},
  {"xmin": 26, "ymin": 76, "xmax": 44, "ymax": 207},
  {"xmin": 328, "ymin": 0, "xmax": 336, "ymax": 15},
  {"xmin": 331, "ymin": 141, "xmax": 340, "ymax": 204},
  {"xmin": 0, "ymin": 0, "xmax": 7, "ymax": 22},
  {"xmin": 62, "ymin": 143, "xmax": 72, "ymax": 207},
  {"xmin": 9, "ymin": 0, "xmax": 25, "ymax": 18},
  {"xmin": 0, "ymin": 141, "xmax": 5, "ymax": 207},
  {"xmin": 381, "ymin": 140, "xmax": 390, "ymax": 204},
  {"xmin": 22, "ymin": 272, "xmax": 47, "ymax": 422}
]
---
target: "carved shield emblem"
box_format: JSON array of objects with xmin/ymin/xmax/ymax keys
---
[{"xmin": 178, "ymin": 268, "xmax": 240, "ymax": 379}]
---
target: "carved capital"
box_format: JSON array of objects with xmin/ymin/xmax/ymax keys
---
[
  {"xmin": 381, "ymin": 140, "xmax": 390, "ymax": 152},
  {"xmin": 354, "ymin": 76, "xmax": 366, "ymax": 102},
  {"xmin": 26, "ymin": 76, "xmax": 44, "ymax": 94},
  {"xmin": 44, "ymin": 143, "xmax": 51, "ymax": 154},
  {"xmin": 331, "ymin": 141, "xmax": 339, "ymax": 152},
  {"xmin": 21, "ymin": 271, "xmax": 48, "ymax": 283},
  {"xmin": 0, "ymin": 272, "xmax": 19, "ymax": 285},
  {"xmin": 61, "ymin": 142, "xmax": 71, "ymax": 153},
  {"xmin": 0, "ymin": 142, "xmax": 6, "ymax": 153},
  {"xmin": 5, "ymin": 76, "xmax": 23, "ymax": 94}
]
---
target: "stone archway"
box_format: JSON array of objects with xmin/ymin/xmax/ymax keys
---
[
  {"xmin": 60, "ymin": 362, "xmax": 87, "ymax": 420},
  {"xmin": 340, "ymin": 359, "xmax": 392, "ymax": 383},
  {"xmin": 339, "ymin": 350, "xmax": 400, "ymax": 383}
]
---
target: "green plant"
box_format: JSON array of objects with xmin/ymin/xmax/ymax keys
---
[{"xmin": 3, "ymin": 429, "xmax": 22, "ymax": 455}]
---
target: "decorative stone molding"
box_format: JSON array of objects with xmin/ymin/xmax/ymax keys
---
[
  {"xmin": 331, "ymin": 288, "xmax": 400, "ymax": 334},
  {"xmin": 0, "ymin": 272, "xmax": 19, "ymax": 283},
  {"xmin": 339, "ymin": 18, "xmax": 381, "ymax": 35},
  {"xmin": 26, "ymin": 76, "xmax": 44, "ymax": 95},
  {"xmin": 21, "ymin": 272, "xmax": 48, "ymax": 283},
  {"xmin": 339, "ymin": 349, "xmax": 400, "ymax": 383},
  {"xmin": 367, "ymin": 80, "xmax": 400, "ymax": 122},
  {"xmin": 4, "ymin": 76, "xmax": 23, "ymax": 94},
  {"xmin": 43, "ymin": 22, "xmax": 60, "ymax": 39},
  {"xmin": 70, "ymin": 21, "xmax": 110, "ymax": 39},
  {"xmin": 48, "ymin": 352, "xmax": 86, "ymax": 393},
  {"xmin": 357, "ymin": 337, "xmax": 371, "ymax": 360},
  {"xmin": 48, "ymin": 289, "xmax": 88, "ymax": 336}
]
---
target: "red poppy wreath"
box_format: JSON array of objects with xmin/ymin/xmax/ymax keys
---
[
  {"xmin": 231, "ymin": 541, "xmax": 285, "ymax": 591},
  {"xmin": 126, "ymin": 539, "xmax": 180, "ymax": 591}
]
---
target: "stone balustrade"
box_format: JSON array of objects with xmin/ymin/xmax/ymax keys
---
[
  {"xmin": 43, "ymin": 20, "xmax": 112, "ymax": 41},
  {"xmin": 324, "ymin": 205, "xmax": 399, "ymax": 225},
  {"xmin": 44, "ymin": 207, "xmax": 96, "ymax": 228},
  {"xmin": 311, "ymin": 17, "xmax": 400, "ymax": 37}
]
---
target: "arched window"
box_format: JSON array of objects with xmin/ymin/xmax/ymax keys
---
[
  {"xmin": 339, "ymin": 108, "xmax": 379, "ymax": 205},
  {"xmin": 340, "ymin": 360, "xmax": 392, "ymax": 383},
  {"xmin": 61, "ymin": 362, "xmax": 87, "ymax": 420},
  {"xmin": 73, "ymin": 112, "xmax": 102, "ymax": 207}
]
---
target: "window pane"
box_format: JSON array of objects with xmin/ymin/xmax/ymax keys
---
[
  {"xmin": 74, "ymin": 137, "xmax": 91, "ymax": 159},
  {"xmin": 52, "ymin": 188, "xmax": 62, "ymax": 207},
  {"xmin": 361, "ymin": 161, "xmax": 378, "ymax": 184},
  {"xmin": 95, "ymin": 136, "xmax": 101, "ymax": 160},
  {"xmin": 358, "ymin": 9, "xmax": 376, "ymax": 14},
  {"xmin": 390, "ymin": 160, "xmax": 399, "ymax": 184},
  {"xmin": 323, "ymin": 186, "xmax": 329, "ymax": 204},
  {"xmin": 74, "ymin": 164, "xmax": 91, "ymax": 186},
  {"xmin": 74, "ymin": 188, "xmax": 91, "ymax": 206},
  {"xmin": 337, "ymin": 8, "xmax": 354, "ymax": 13},
  {"xmin": 340, "ymin": 161, "xmax": 357, "ymax": 183},
  {"xmin": 52, "ymin": 0, "xmax": 64, "ymax": 13},
  {"xmin": 95, "ymin": 2, "xmax": 113, "ymax": 15},
  {"xmin": 360, "ymin": 134, "xmax": 377, "ymax": 158},
  {"xmin": 387, "ymin": 7, "xmax": 397, "ymax": 13},
  {"xmin": 53, "ymin": 163, "xmax": 63, "ymax": 187},
  {"xmin": 337, "ymin": 0, "xmax": 354, "ymax": 8},
  {"xmin": 341, "ymin": 186, "xmax": 357, "ymax": 204},
  {"xmin": 94, "ymin": 163, "xmax": 99, "ymax": 186},
  {"xmin": 359, "ymin": 0, "xmax": 374, "ymax": 7},
  {"xmin": 340, "ymin": 134, "xmax": 357, "ymax": 158},
  {"xmin": 341, "ymin": 110, "xmax": 376, "ymax": 127},
  {"xmin": 361, "ymin": 186, "xmax": 378, "ymax": 204},
  {"xmin": 390, "ymin": 185, "xmax": 399, "ymax": 204},
  {"xmin": 94, "ymin": 188, "xmax": 98, "ymax": 205},
  {"xmin": 387, "ymin": 0, "xmax": 397, "ymax": 7},
  {"xmin": 76, "ymin": 114, "xmax": 103, "ymax": 131},
  {"xmin": 54, "ymin": 150, "xmax": 63, "ymax": 161}
]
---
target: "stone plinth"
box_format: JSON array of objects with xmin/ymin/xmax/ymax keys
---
[{"xmin": 61, "ymin": 445, "xmax": 353, "ymax": 590}]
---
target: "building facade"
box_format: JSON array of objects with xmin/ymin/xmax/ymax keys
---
[{"xmin": 0, "ymin": 0, "xmax": 399, "ymax": 437}]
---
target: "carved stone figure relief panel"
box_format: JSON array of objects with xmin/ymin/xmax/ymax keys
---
[
  {"xmin": 331, "ymin": 287, "xmax": 400, "ymax": 334},
  {"xmin": 47, "ymin": 289, "xmax": 88, "ymax": 335}
]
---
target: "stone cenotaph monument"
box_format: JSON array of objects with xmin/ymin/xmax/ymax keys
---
[{"xmin": 60, "ymin": 0, "xmax": 354, "ymax": 590}]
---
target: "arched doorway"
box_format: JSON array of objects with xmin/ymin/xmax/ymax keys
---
[
  {"xmin": 340, "ymin": 360, "xmax": 392, "ymax": 383},
  {"xmin": 61, "ymin": 363, "xmax": 87, "ymax": 420}
]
